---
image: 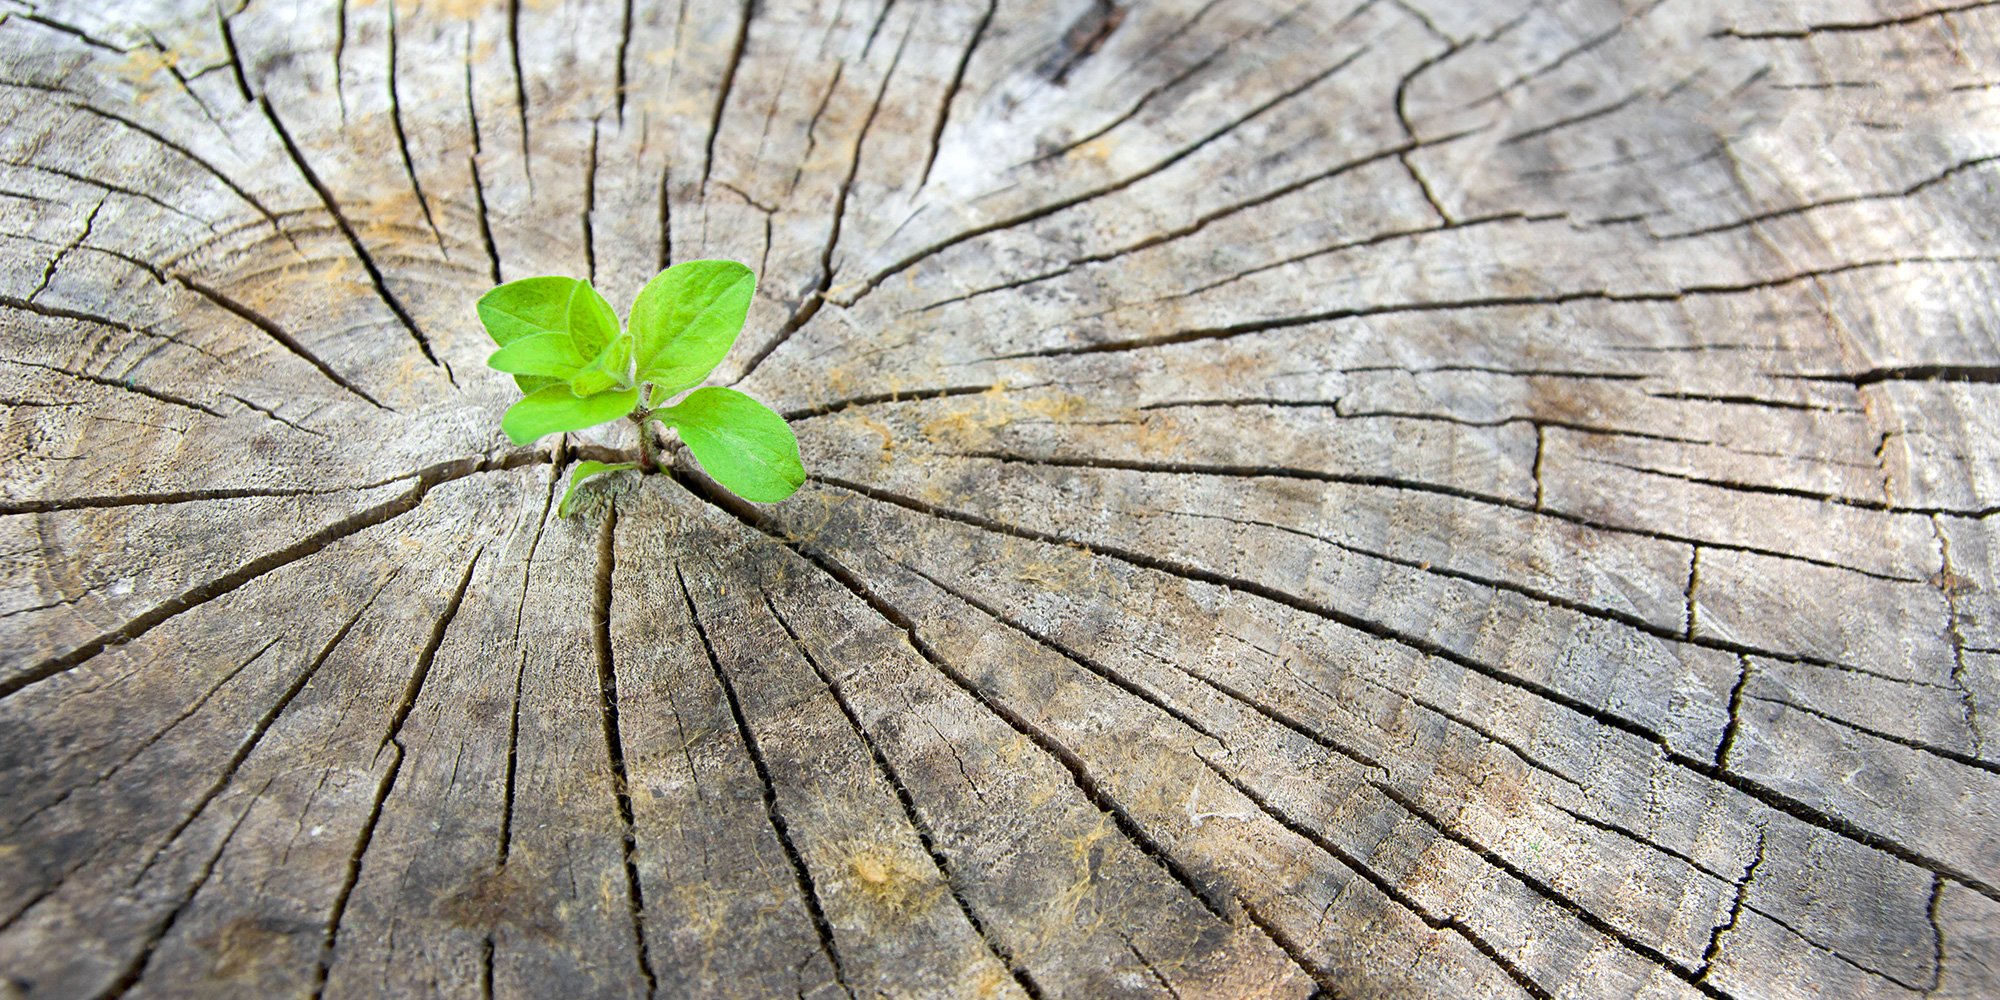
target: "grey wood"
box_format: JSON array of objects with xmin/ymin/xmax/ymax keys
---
[{"xmin": 2, "ymin": 0, "xmax": 1997, "ymax": 997}]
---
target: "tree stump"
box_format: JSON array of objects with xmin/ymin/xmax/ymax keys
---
[{"xmin": 3, "ymin": 0, "xmax": 1998, "ymax": 996}]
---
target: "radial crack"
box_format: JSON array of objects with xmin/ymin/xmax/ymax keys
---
[
  {"xmin": 594, "ymin": 509, "xmax": 658, "ymax": 995},
  {"xmin": 310, "ymin": 550, "xmax": 482, "ymax": 1000},
  {"xmin": 259, "ymin": 97, "xmax": 450, "ymax": 380},
  {"xmin": 675, "ymin": 565, "xmax": 849, "ymax": 997}
]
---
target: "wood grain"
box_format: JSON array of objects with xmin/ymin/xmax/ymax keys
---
[{"xmin": 2, "ymin": 0, "xmax": 1996, "ymax": 996}]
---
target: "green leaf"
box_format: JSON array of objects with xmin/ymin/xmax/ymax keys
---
[
  {"xmin": 568, "ymin": 333, "xmax": 633, "ymax": 397},
  {"xmin": 488, "ymin": 331, "xmax": 588, "ymax": 378},
  {"xmin": 565, "ymin": 280, "xmax": 620, "ymax": 361},
  {"xmin": 476, "ymin": 276, "xmax": 577, "ymax": 346},
  {"xmin": 477, "ymin": 276, "xmax": 621, "ymax": 395},
  {"xmin": 478, "ymin": 276, "xmax": 578, "ymax": 394},
  {"xmin": 629, "ymin": 260, "xmax": 756, "ymax": 394},
  {"xmin": 664, "ymin": 387, "xmax": 804, "ymax": 503},
  {"xmin": 501, "ymin": 384, "xmax": 638, "ymax": 445},
  {"xmin": 558, "ymin": 461, "xmax": 639, "ymax": 519}
]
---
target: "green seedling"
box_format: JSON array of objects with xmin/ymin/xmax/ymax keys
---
[{"xmin": 476, "ymin": 260, "xmax": 805, "ymax": 514}]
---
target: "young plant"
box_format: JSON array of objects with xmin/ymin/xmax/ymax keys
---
[{"xmin": 476, "ymin": 260, "xmax": 804, "ymax": 514}]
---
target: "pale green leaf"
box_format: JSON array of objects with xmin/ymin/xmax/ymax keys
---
[
  {"xmin": 664, "ymin": 387, "xmax": 804, "ymax": 503},
  {"xmin": 476, "ymin": 276, "xmax": 576, "ymax": 346},
  {"xmin": 488, "ymin": 331, "xmax": 588, "ymax": 378},
  {"xmin": 477, "ymin": 276, "xmax": 585, "ymax": 394},
  {"xmin": 501, "ymin": 384, "xmax": 638, "ymax": 445},
  {"xmin": 558, "ymin": 461, "xmax": 639, "ymax": 519},
  {"xmin": 568, "ymin": 333, "xmax": 633, "ymax": 397},
  {"xmin": 630, "ymin": 260, "xmax": 755, "ymax": 393},
  {"xmin": 565, "ymin": 280, "xmax": 620, "ymax": 361}
]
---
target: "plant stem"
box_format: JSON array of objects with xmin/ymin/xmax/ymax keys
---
[{"xmin": 633, "ymin": 411, "xmax": 659, "ymax": 473}]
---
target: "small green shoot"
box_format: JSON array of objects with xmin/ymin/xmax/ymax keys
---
[
  {"xmin": 557, "ymin": 460, "xmax": 639, "ymax": 518},
  {"xmin": 475, "ymin": 260, "xmax": 805, "ymax": 515}
]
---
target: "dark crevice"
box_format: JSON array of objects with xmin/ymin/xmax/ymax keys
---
[
  {"xmin": 2, "ymin": 159, "xmax": 213, "ymax": 228},
  {"xmin": 1235, "ymin": 897, "xmax": 1341, "ymax": 996},
  {"xmin": 127, "ymin": 577, "xmax": 396, "ymax": 891},
  {"xmin": 1, "ymin": 457, "xmax": 492, "ymax": 515},
  {"xmin": 896, "ymin": 545, "xmax": 1396, "ymax": 776},
  {"xmin": 595, "ymin": 510, "xmax": 658, "ymax": 995},
  {"xmin": 891, "ymin": 561, "xmax": 1217, "ymax": 750},
  {"xmin": 1042, "ymin": 0, "xmax": 1124, "ymax": 85},
  {"xmin": 1586, "ymin": 455, "xmax": 2000, "ymax": 518},
  {"xmin": 917, "ymin": 0, "xmax": 995, "ymax": 190},
  {"xmin": 1175, "ymin": 504, "xmax": 1688, "ymax": 653},
  {"xmin": 229, "ymin": 393, "xmax": 329, "ymax": 438},
  {"xmin": 333, "ymin": 0, "xmax": 349, "ymax": 121},
  {"xmin": 1715, "ymin": 658, "xmax": 1751, "ymax": 768},
  {"xmin": 14, "ymin": 12, "xmax": 134, "ymax": 53},
  {"xmin": 507, "ymin": 0, "xmax": 531, "ymax": 174},
  {"xmin": 1925, "ymin": 876, "xmax": 1946, "ymax": 994},
  {"xmin": 780, "ymin": 64, "xmax": 844, "ymax": 201},
  {"xmin": 1696, "ymin": 829, "xmax": 1765, "ymax": 978},
  {"xmin": 804, "ymin": 473, "xmax": 2000, "ymax": 903},
  {"xmin": 996, "ymin": 256, "xmax": 1997, "ymax": 359},
  {"xmin": 940, "ymin": 447, "xmax": 1918, "ymax": 586},
  {"xmin": 1745, "ymin": 693, "xmax": 2000, "ymax": 777},
  {"xmin": 1744, "ymin": 901, "xmax": 1934, "ymax": 992},
  {"xmin": 71, "ymin": 103, "xmax": 294, "ymax": 246},
  {"xmin": 1934, "ymin": 517, "xmax": 1985, "ymax": 758},
  {"xmin": 385, "ymin": 0, "xmax": 447, "ymax": 256},
  {"xmin": 735, "ymin": 27, "xmax": 905, "ymax": 385},
  {"xmin": 1371, "ymin": 780, "xmax": 1731, "ymax": 996},
  {"xmin": 259, "ymin": 97, "xmax": 450, "ymax": 380},
  {"xmin": 469, "ymin": 151, "xmax": 502, "ymax": 284},
  {"xmin": 1499, "ymin": 89, "xmax": 1646, "ymax": 146},
  {"xmin": 663, "ymin": 464, "xmax": 1233, "ymax": 925},
  {"xmin": 1162, "ymin": 210, "xmax": 1545, "ymax": 304},
  {"xmin": 1646, "ymin": 390, "xmax": 1856, "ymax": 413},
  {"xmin": 1468, "ymin": 1, "xmax": 1666, "ymax": 108},
  {"xmin": 213, "ymin": 3, "xmax": 253, "ymax": 103},
  {"xmin": 311, "ymin": 550, "xmax": 483, "ymax": 1000},
  {"xmin": 1553, "ymin": 804, "xmax": 1732, "ymax": 882},
  {"xmin": 174, "ymin": 273, "xmax": 389, "ymax": 409},
  {"xmin": 863, "ymin": 0, "xmax": 897, "ymax": 57},
  {"xmin": 1803, "ymin": 363, "xmax": 2000, "ymax": 387},
  {"xmin": 1663, "ymin": 153, "xmax": 2000, "ymax": 240},
  {"xmin": 675, "ymin": 565, "xmax": 851, "ymax": 998},
  {"xmin": 96, "ymin": 785, "xmax": 263, "ymax": 1000},
  {"xmin": 846, "ymin": 40, "xmax": 1381, "ymax": 306},
  {"xmin": 1028, "ymin": 0, "xmax": 1294, "ymax": 166},
  {"xmin": 1200, "ymin": 757, "xmax": 1557, "ymax": 999},
  {"xmin": 782, "ymin": 383, "xmax": 1007, "ymax": 421},
  {"xmin": 1344, "ymin": 669, "xmax": 1584, "ymax": 787},
  {"xmin": 614, "ymin": 0, "xmax": 636, "ymax": 122},
  {"xmin": 1393, "ymin": 36, "xmax": 1461, "ymax": 224},
  {"xmin": 0, "ymin": 451, "xmax": 537, "ymax": 701},
  {"xmin": 762, "ymin": 592, "xmax": 1047, "ymax": 1000},
  {"xmin": 1122, "ymin": 936, "xmax": 1184, "ymax": 1000},
  {"xmin": 1, "ymin": 637, "xmax": 277, "ymax": 841},
  {"xmin": 703, "ymin": 0, "xmax": 757, "ymax": 188},
  {"xmin": 28, "ymin": 197, "xmax": 102, "ymax": 301},
  {"xmin": 918, "ymin": 134, "xmax": 1495, "ymax": 314},
  {"xmin": 1713, "ymin": 0, "xmax": 2000, "ymax": 39},
  {"xmin": 584, "ymin": 117, "xmax": 601, "ymax": 285},
  {"xmin": 2, "ymin": 357, "xmax": 222, "ymax": 418}
]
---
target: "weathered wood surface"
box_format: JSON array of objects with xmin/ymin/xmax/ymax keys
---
[{"xmin": 2, "ymin": 0, "xmax": 1998, "ymax": 996}]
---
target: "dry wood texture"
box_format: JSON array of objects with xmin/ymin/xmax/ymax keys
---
[{"xmin": 2, "ymin": 0, "xmax": 1999, "ymax": 996}]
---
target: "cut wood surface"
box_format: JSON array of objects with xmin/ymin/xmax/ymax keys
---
[{"xmin": 2, "ymin": 0, "xmax": 1998, "ymax": 996}]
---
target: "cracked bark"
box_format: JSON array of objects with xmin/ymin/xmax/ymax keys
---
[{"xmin": 4, "ymin": 0, "xmax": 1997, "ymax": 997}]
